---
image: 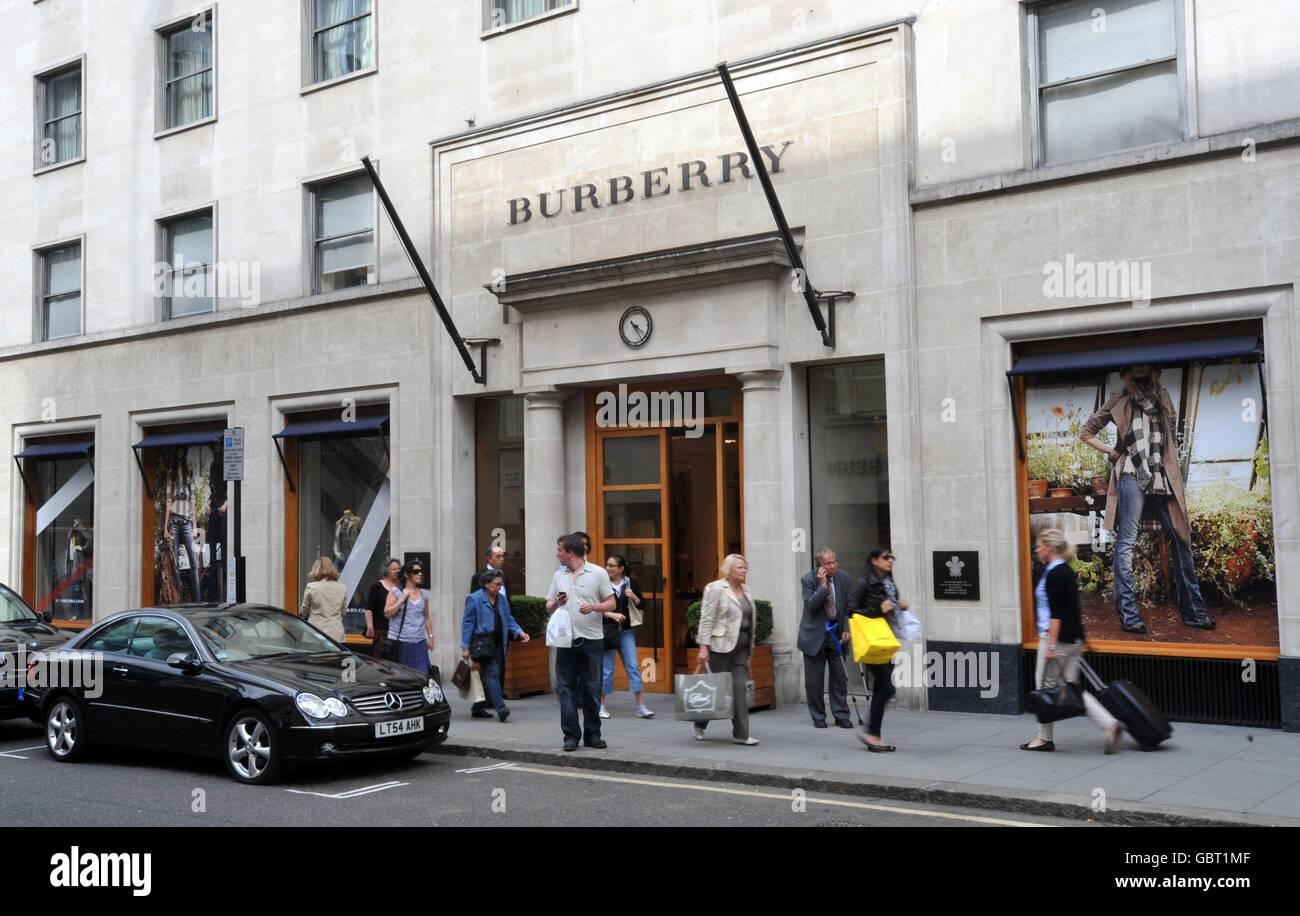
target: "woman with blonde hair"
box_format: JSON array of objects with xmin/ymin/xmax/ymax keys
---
[
  {"xmin": 300, "ymin": 556, "xmax": 347, "ymax": 643},
  {"xmin": 1020, "ymin": 529, "xmax": 1124, "ymax": 754},
  {"xmin": 693, "ymin": 553, "xmax": 759, "ymax": 746}
]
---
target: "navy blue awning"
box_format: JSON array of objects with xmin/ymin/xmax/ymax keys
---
[
  {"xmin": 273, "ymin": 414, "xmax": 388, "ymax": 439},
  {"xmin": 1008, "ymin": 335, "xmax": 1260, "ymax": 376},
  {"xmin": 15, "ymin": 440, "xmax": 94, "ymax": 460},
  {"xmin": 132, "ymin": 430, "xmax": 223, "ymax": 449}
]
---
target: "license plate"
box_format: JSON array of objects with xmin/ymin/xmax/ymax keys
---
[{"xmin": 375, "ymin": 716, "xmax": 424, "ymax": 738}]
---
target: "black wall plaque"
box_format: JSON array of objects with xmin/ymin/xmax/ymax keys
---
[{"xmin": 933, "ymin": 550, "xmax": 980, "ymax": 601}]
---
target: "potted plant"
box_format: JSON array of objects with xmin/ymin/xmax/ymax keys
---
[
  {"xmin": 502, "ymin": 594, "xmax": 550, "ymax": 699},
  {"xmin": 685, "ymin": 598, "xmax": 776, "ymax": 710},
  {"xmin": 1025, "ymin": 437, "xmax": 1052, "ymax": 498}
]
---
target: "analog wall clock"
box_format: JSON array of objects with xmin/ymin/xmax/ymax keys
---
[{"xmin": 619, "ymin": 305, "xmax": 653, "ymax": 348}]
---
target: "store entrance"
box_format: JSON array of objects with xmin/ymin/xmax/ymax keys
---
[{"xmin": 587, "ymin": 379, "xmax": 742, "ymax": 693}]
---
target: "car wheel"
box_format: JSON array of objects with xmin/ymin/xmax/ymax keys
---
[
  {"xmin": 224, "ymin": 710, "xmax": 282, "ymax": 785},
  {"xmin": 46, "ymin": 695, "xmax": 88, "ymax": 762}
]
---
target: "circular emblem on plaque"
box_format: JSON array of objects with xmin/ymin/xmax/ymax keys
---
[{"xmin": 618, "ymin": 306, "xmax": 653, "ymax": 349}]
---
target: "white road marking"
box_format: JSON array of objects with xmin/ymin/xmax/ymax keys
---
[
  {"xmin": 505, "ymin": 765, "xmax": 1056, "ymax": 827},
  {"xmin": 285, "ymin": 780, "xmax": 408, "ymax": 799},
  {"xmin": 455, "ymin": 762, "xmax": 517, "ymax": 775},
  {"xmin": 0, "ymin": 745, "xmax": 46, "ymax": 760}
]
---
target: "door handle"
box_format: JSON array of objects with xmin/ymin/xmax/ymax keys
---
[{"xmin": 111, "ymin": 666, "xmax": 128, "ymax": 676}]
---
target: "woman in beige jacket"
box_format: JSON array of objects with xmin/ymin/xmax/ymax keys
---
[
  {"xmin": 300, "ymin": 557, "xmax": 348, "ymax": 643},
  {"xmin": 693, "ymin": 553, "xmax": 759, "ymax": 746}
]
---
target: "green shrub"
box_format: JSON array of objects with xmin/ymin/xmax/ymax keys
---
[
  {"xmin": 509, "ymin": 594, "xmax": 549, "ymax": 639},
  {"xmin": 1188, "ymin": 481, "xmax": 1275, "ymax": 603},
  {"xmin": 686, "ymin": 598, "xmax": 773, "ymax": 645}
]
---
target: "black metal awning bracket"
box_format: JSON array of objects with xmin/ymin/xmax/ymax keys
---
[
  {"xmin": 462, "ymin": 337, "xmax": 501, "ymax": 386},
  {"xmin": 273, "ymin": 437, "xmax": 297, "ymax": 493},
  {"xmin": 716, "ymin": 62, "xmax": 849, "ymax": 349},
  {"xmin": 12, "ymin": 457, "xmax": 34, "ymax": 505},
  {"xmin": 1007, "ymin": 373, "xmax": 1026, "ymax": 462},
  {"xmin": 131, "ymin": 447, "xmax": 154, "ymax": 500}
]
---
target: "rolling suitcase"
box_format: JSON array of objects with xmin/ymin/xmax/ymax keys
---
[{"xmin": 1078, "ymin": 657, "xmax": 1172, "ymax": 750}]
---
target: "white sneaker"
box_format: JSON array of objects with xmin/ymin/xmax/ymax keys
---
[
  {"xmin": 733, "ymin": 737, "xmax": 760, "ymax": 746},
  {"xmin": 692, "ymin": 723, "xmax": 705, "ymax": 740},
  {"xmin": 637, "ymin": 705, "xmax": 655, "ymax": 718},
  {"xmin": 598, "ymin": 705, "xmax": 610, "ymax": 719}
]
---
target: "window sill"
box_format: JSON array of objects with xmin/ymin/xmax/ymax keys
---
[
  {"xmin": 911, "ymin": 117, "xmax": 1300, "ymax": 207},
  {"xmin": 33, "ymin": 155, "xmax": 85, "ymax": 176},
  {"xmin": 154, "ymin": 115, "xmax": 217, "ymax": 140},
  {"xmin": 480, "ymin": 2, "xmax": 577, "ymax": 39},
  {"xmin": 300, "ymin": 66, "xmax": 377, "ymax": 96}
]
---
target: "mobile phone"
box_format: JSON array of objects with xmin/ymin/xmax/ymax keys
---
[{"xmin": 557, "ymin": 591, "xmax": 568, "ymax": 604}]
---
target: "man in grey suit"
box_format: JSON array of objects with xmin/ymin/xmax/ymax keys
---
[{"xmin": 799, "ymin": 548, "xmax": 853, "ymax": 728}]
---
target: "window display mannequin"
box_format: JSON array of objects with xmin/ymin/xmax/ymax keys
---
[
  {"xmin": 66, "ymin": 518, "xmax": 92, "ymax": 619},
  {"xmin": 333, "ymin": 508, "xmax": 362, "ymax": 568},
  {"xmin": 165, "ymin": 461, "xmax": 201, "ymax": 602}
]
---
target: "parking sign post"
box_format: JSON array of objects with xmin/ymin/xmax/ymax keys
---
[{"xmin": 224, "ymin": 429, "xmax": 245, "ymax": 603}]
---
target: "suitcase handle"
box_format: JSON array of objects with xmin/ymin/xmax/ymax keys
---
[{"xmin": 1076, "ymin": 656, "xmax": 1105, "ymax": 692}]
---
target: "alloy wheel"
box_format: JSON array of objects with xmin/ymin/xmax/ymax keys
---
[
  {"xmin": 47, "ymin": 699, "xmax": 79, "ymax": 759},
  {"xmin": 227, "ymin": 715, "xmax": 273, "ymax": 781}
]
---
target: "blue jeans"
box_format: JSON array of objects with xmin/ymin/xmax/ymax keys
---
[
  {"xmin": 1114, "ymin": 474, "xmax": 1210, "ymax": 627},
  {"xmin": 473, "ymin": 644, "xmax": 508, "ymax": 715},
  {"xmin": 555, "ymin": 638, "xmax": 603, "ymax": 743},
  {"xmin": 602, "ymin": 628, "xmax": 642, "ymax": 695}
]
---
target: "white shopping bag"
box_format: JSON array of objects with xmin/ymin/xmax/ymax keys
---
[
  {"xmin": 545, "ymin": 607, "xmax": 573, "ymax": 648},
  {"xmin": 889, "ymin": 607, "xmax": 923, "ymax": 642}
]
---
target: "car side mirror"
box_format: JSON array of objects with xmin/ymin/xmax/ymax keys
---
[
  {"xmin": 37, "ymin": 610, "xmax": 52, "ymax": 623},
  {"xmin": 167, "ymin": 652, "xmax": 201, "ymax": 672}
]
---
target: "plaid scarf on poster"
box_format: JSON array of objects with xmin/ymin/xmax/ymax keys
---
[{"xmin": 1125, "ymin": 395, "xmax": 1171, "ymax": 496}]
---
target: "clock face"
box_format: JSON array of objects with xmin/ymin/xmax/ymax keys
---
[{"xmin": 619, "ymin": 306, "xmax": 653, "ymax": 349}]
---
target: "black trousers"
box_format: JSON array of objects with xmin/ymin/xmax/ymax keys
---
[
  {"xmin": 803, "ymin": 631, "xmax": 849, "ymax": 724},
  {"xmin": 864, "ymin": 661, "xmax": 896, "ymax": 737}
]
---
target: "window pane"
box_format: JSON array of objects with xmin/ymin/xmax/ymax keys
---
[
  {"xmin": 129, "ymin": 617, "xmax": 196, "ymax": 659},
  {"xmin": 45, "ymin": 245, "xmax": 81, "ymax": 296},
  {"xmin": 604, "ymin": 489, "xmax": 661, "ymax": 540},
  {"xmin": 84, "ymin": 618, "xmax": 137, "ymax": 653},
  {"xmin": 315, "ymin": 0, "xmax": 371, "ymax": 28},
  {"xmin": 1043, "ymin": 62, "xmax": 1179, "ymax": 163},
  {"xmin": 809, "ymin": 361, "xmax": 889, "ymax": 578},
  {"xmin": 316, "ymin": 176, "xmax": 372, "ymax": 239},
  {"xmin": 44, "ymin": 70, "xmax": 81, "ymax": 121},
  {"xmin": 703, "ymin": 387, "xmax": 734, "ymax": 416},
  {"xmin": 170, "ymin": 265, "xmax": 214, "ymax": 317},
  {"xmin": 34, "ymin": 457, "xmax": 94, "ymax": 622},
  {"xmin": 298, "ymin": 433, "xmax": 390, "ymax": 635},
  {"xmin": 152, "ymin": 444, "xmax": 226, "ymax": 603},
  {"xmin": 602, "ymin": 436, "xmax": 660, "ymax": 485},
  {"xmin": 604, "ymin": 542, "xmax": 662, "ymax": 649},
  {"xmin": 476, "ymin": 398, "xmax": 527, "ymax": 597},
  {"xmin": 1040, "ymin": 0, "xmax": 1175, "ymax": 84},
  {"xmin": 167, "ymin": 70, "xmax": 213, "ymax": 127},
  {"xmin": 168, "ymin": 213, "xmax": 213, "ymax": 268},
  {"xmin": 318, "ymin": 235, "xmax": 375, "ymax": 291},
  {"xmin": 45, "ymin": 294, "xmax": 81, "ymax": 340},
  {"xmin": 314, "ymin": 14, "xmax": 373, "ymax": 81},
  {"xmin": 167, "ymin": 21, "xmax": 212, "ymax": 80},
  {"xmin": 494, "ymin": 0, "xmax": 570, "ymax": 25}
]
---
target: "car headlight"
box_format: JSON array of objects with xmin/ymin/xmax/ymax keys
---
[
  {"xmin": 295, "ymin": 692, "xmax": 330, "ymax": 719},
  {"xmin": 324, "ymin": 696, "xmax": 348, "ymax": 717},
  {"xmin": 423, "ymin": 679, "xmax": 443, "ymax": 705}
]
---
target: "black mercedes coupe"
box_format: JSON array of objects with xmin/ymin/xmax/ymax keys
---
[
  {"xmin": 27, "ymin": 604, "xmax": 450, "ymax": 784},
  {"xmin": 0, "ymin": 582, "xmax": 72, "ymax": 720}
]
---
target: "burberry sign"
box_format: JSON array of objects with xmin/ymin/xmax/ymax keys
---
[{"xmin": 506, "ymin": 140, "xmax": 795, "ymax": 225}]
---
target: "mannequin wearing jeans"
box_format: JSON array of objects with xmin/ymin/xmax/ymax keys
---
[{"xmin": 1114, "ymin": 474, "xmax": 1211, "ymax": 628}]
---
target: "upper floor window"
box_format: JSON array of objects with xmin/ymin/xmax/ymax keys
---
[
  {"xmin": 486, "ymin": 0, "xmax": 573, "ymax": 29},
  {"xmin": 312, "ymin": 0, "xmax": 373, "ymax": 83},
  {"xmin": 39, "ymin": 242, "xmax": 82, "ymax": 341},
  {"xmin": 162, "ymin": 210, "xmax": 215, "ymax": 318},
  {"xmin": 36, "ymin": 62, "xmax": 83, "ymax": 169},
  {"xmin": 312, "ymin": 174, "xmax": 375, "ymax": 293},
  {"xmin": 160, "ymin": 11, "xmax": 214, "ymax": 130},
  {"xmin": 1031, "ymin": 0, "xmax": 1184, "ymax": 165}
]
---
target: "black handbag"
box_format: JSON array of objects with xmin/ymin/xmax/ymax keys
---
[
  {"xmin": 469, "ymin": 632, "xmax": 496, "ymax": 663},
  {"xmin": 373, "ymin": 598, "xmax": 408, "ymax": 662},
  {"xmin": 1027, "ymin": 680, "xmax": 1086, "ymax": 723}
]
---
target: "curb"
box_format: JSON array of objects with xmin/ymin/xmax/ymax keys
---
[{"xmin": 429, "ymin": 742, "xmax": 1297, "ymax": 828}]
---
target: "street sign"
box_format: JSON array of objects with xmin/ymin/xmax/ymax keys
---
[{"xmin": 223, "ymin": 427, "xmax": 244, "ymax": 481}]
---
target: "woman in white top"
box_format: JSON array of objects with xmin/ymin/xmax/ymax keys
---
[
  {"xmin": 384, "ymin": 561, "xmax": 434, "ymax": 673},
  {"xmin": 300, "ymin": 557, "xmax": 347, "ymax": 643}
]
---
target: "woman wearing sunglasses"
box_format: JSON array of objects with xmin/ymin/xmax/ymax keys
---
[
  {"xmin": 847, "ymin": 546, "xmax": 908, "ymax": 752},
  {"xmin": 384, "ymin": 561, "xmax": 433, "ymax": 674}
]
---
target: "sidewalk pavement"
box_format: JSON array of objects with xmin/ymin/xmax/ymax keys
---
[{"xmin": 431, "ymin": 690, "xmax": 1300, "ymax": 826}]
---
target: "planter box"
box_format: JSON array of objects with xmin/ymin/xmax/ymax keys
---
[
  {"xmin": 673, "ymin": 643, "xmax": 775, "ymax": 711},
  {"xmin": 503, "ymin": 639, "xmax": 550, "ymax": 699}
]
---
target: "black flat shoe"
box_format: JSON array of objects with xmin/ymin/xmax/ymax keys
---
[
  {"xmin": 865, "ymin": 742, "xmax": 896, "ymax": 752},
  {"xmin": 1183, "ymin": 620, "xmax": 1216, "ymax": 630},
  {"xmin": 584, "ymin": 739, "xmax": 607, "ymax": 749},
  {"xmin": 835, "ymin": 721, "xmax": 853, "ymax": 729},
  {"xmin": 497, "ymin": 709, "xmax": 510, "ymax": 723},
  {"xmin": 1121, "ymin": 624, "xmax": 1148, "ymax": 634},
  {"xmin": 1019, "ymin": 741, "xmax": 1055, "ymax": 752},
  {"xmin": 471, "ymin": 709, "xmax": 493, "ymax": 719},
  {"xmin": 563, "ymin": 739, "xmax": 578, "ymax": 752},
  {"xmin": 813, "ymin": 721, "xmax": 828, "ymax": 729}
]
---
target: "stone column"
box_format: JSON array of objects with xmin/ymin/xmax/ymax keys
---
[
  {"xmin": 523, "ymin": 389, "xmax": 568, "ymax": 598},
  {"xmin": 735, "ymin": 367, "xmax": 801, "ymax": 706}
]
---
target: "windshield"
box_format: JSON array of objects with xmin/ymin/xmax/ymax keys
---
[
  {"xmin": 0, "ymin": 585, "xmax": 39, "ymax": 623},
  {"xmin": 192, "ymin": 610, "xmax": 341, "ymax": 662}
]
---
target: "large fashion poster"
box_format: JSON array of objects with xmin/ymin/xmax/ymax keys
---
[
  {"xmin": 153, "ymin": 445, "xmax": 226, "ymax": 604},
  {"xmin": 1024, "ymin": 355, "xmax": 1276, "ymax": 647}
]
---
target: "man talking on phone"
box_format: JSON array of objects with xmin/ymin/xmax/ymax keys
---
[
  {"xmin": 799, "ymin": 548, "xmax": 854, "ymax": 728},
  {"xmin": 547, "ymin": 532, "xmax": 616, "ymax": 752}
]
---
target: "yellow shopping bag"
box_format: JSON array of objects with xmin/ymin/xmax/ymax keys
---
[{"xmin": 850, "ymin": 614, "xmax": 900, "ymax": 664}]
